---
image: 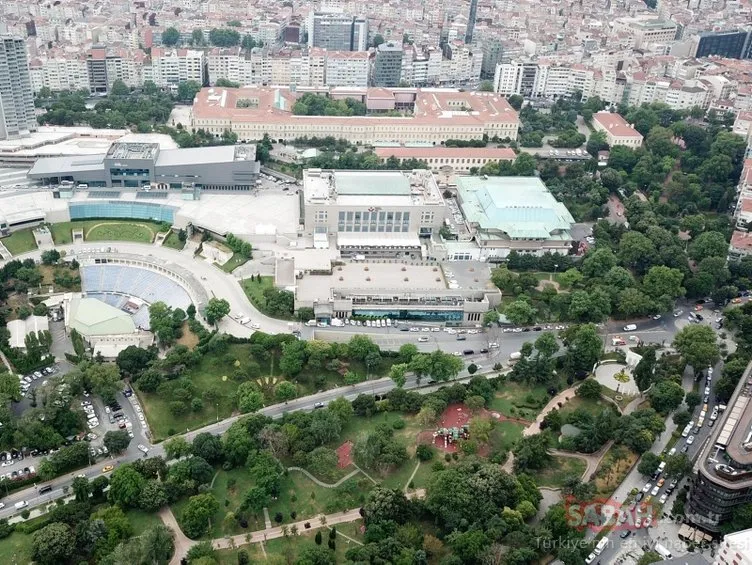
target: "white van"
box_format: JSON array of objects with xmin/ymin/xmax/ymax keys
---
[
  {"xmin": 655, "ymin": 544, "xmax": 673, "ymax": 560},
  {"xmin": 682, "ymin": 422, "xmax": 693, "ymax": 437},
  {"xmin": 594, "ymin": 537, "xmax": 609, "ymax": 556},
  {"xmin": 623, "ymin": 324, "xmax": 637, "ymax": 332},
  {"xmin": 509, "ymin": 352, "xmax": 522, "ymax": 361},
  {"xmin": 14, "ymin": 500, "xmax": 27, "ymax": 509}
]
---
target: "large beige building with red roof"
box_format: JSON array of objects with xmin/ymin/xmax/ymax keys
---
[
  {"xmin": 373, "ymin": 146, "xmax": 516, "ymax": 173},
  {"xmin": 592, "ymin": 111, "xmax": 644, "ymax": 148},
  {"xmin": 190, "ymin": 86, "xmax": 520, "ymax": 145}
]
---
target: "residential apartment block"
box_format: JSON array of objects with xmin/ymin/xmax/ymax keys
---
[
  {"xmin": 144, "ymin": 48, "xmax": 205, "ymax": 88},
  {"xmin": 0, "ymin": 35, "xmax": 37, "ymax": 140}
]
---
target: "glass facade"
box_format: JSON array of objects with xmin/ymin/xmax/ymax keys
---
[
  {"xmin": 69, "ymin": 202, "xmax": 175, "ymax": 223},
  {"xmin": 353, "ymin": 309, "xmax": 463, "ymax": 321},
  {"xmin": 338, "ymin": 211, "xmax": 410, "ymax": 233}
]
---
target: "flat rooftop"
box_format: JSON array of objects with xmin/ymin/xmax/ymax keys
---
[
  {"xmin": 106, "ymin": 143, "xmax": 159, "ymax": 160},
  {"xmin": 0, "ymin": 128, "xmax": 176, "ymax": 160},
  {"xmin": 698, "ymin": 360, "xmax": 752, "ymax": 489},
  {"xmin": 303, "ymin": 169, "xmax": 444, "ymax": 207},
  {"xmin": 0, "ymin": 189, "xmax": 300, "ymax": 238},
  {"xmin": 192, "ymin": 86, "xmax": 519, "ymax": 127},
  {"xmin": 296, "ymin": 263, "xmax": 447, "ymax": 304}
]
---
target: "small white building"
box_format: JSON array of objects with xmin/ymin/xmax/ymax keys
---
[{"xmin": 7, "ymin": 316, "xmax": 49, "ymax": 350}]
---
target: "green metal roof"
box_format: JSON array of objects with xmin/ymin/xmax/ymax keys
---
[
  {"xmin": 456, "ymin": 176, "xmax": 574, "ymax": 240},
  {"xmin": 334, "ymin": 171, "xmax": 411, "ymax": 196},
  {"xmin": 70, "ymin": 297, "xmax": 135, "ymax": 336}
]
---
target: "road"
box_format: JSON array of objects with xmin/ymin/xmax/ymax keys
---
[{"xmin": 592, "ymin": 360, "xmax": 722, "ymax": 564}]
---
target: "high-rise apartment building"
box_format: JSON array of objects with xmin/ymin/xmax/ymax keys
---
[
  {"xmin": 308, "ymin": 13, "xmax": 368, "ymax": 52},
  {"xmin": 0, "ymin": 35, "xmax": 37, "ymax": 140},
  {"xmin": 372, "ymin": 41, "xmax": 403, "ymax": 87}
]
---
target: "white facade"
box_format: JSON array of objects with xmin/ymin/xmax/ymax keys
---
[
  {"xmin": 325, "ymin": 53, "xmax": 369, "ymax": 87},
  {"xmin": 0, "ymin": 36, "xmax": 37, "ymax": 140},
  {"xmin": 31, "ymin": 57, "xmax": 91, "ymax": 92},
  {"xmin": 716, "ymin": 528, "xmax": 752, "ymax": 565},
  {"xmin": 146, "ymin": 49, "xmax": 205, "ymax": 87}
]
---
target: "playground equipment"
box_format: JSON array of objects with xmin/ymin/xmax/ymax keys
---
[{"xmin": 433, "ymin": 425, "xmax": 470, "ymax": 448}]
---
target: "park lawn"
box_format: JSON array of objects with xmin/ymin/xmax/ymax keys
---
[
  {"xmin": 594, "ymin": 447, "xmax": 638, "ymax": 496},
  {"xmin": 162, "ymin": 230, "xmax": 185, "ymax": 250},
  {"xmin": 531, "ymin": 455, "xmax": 587, "ymax": 488},
  {"xmin": 266, "ymin": 472, "xmax": 369, "ymax": 525},
  {"xmin": 175, "ymin": 321, "xmax": 200, "ymax": 349},
  {"xmin": 139, "ymin": 343, "xmax": 260, "ymax": 440},
  {"xmin": 49, "ymin": 220, "xmax": 164, "ymax": 244},
  {"xmin": 532, "ymin": 271, "xmax": 569, "ymax": 288},
  {"xmin": 215, "ymin": 545, "xmax": 266, "ymax": 565},
  {"xmin": 489, "ymin": 420, "xmax": 525, "ymax": 453},
  {"xmin": 205, "ymin": 467, "xmax": 265, "ymax": 538},
  {"xmin": 1, "ymin": 228, "xmax": 37, "ymax": 255},
  {"xmin": 599, "ymin": 385, "xmax": 636, "ymax": 411},
  {"xmin": 338, "ymin": 411, "xmax": 421, "ymax": 448},
  {"xmin": 240, "ymin": 276, "xmax": 281, "ymax": 316},
  {"xmin": 219, "ymin": 253, "xmax": 250, "ymax": 273},
  {"xmin": 558, "ymin": 395, "xmax": 618, "ymax": 419},
  {"xmin": 489, "ymin": 382, "xmax": 550, "ymax": 421},
  {"xmin": 263, "ymin": 527, "xmax": 356, "ymax": 563},
  {"xmin": 0, "ymin": 531, "xmax": 33, "ymax": 564},
  {"xmin": 125, "ymin": 508, "xmax": 163, "ymax": 535}
]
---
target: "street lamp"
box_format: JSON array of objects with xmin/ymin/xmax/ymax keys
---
[{"xmin": 551, "ymin": 264, "xmax": 559, "ymax": 282}]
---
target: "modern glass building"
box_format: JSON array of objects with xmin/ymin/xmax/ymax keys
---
[
  {"xmin": 69, "ymin": 201, "xmax": 176, "ymax": 223},
  {"xmin": 695, "ymin": 29, "xmax": 752, "ymax": 60}
]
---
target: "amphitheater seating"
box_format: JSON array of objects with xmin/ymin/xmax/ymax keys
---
[{"xmin": 81, "ymin": 265, "xmax": 193, "ymax": 330}]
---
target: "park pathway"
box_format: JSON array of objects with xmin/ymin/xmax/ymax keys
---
[
  {"xmin": 158, "ymin": 507, "xmax": 195, "ymax": 565},
  {"xmin": 286, "ymin": 466, "xmax": 361, "ymax": 488}
]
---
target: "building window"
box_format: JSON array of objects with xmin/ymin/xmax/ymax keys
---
[
  {"xmin": 315, "ymin": 210, "xmax": 328, "ymax": 222},
  {"xmin": 421, "ymin": 211, "xmax": 434, "ymax": 224}
]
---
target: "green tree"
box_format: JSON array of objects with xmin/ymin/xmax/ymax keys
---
[
  {"xmin": 684, "ymin": 390, "xmax": 701, "ymax": 411},
  {"xmin": 513, "ymin": 434, "xmax": 550, "ymax": 472},
  {"xmin": 649, "ymin": 380, "xmax": 685, "ymax": 415},
  {"xmin": 504, "ymin": 299, "xmax": 537, "ymax": 326},
  {"xmin": 237, "ymin": 382, "xmax": 264, "ymax": 413},
  {"xmin": 372, "ymin": 34, "xmax": 385, "ymax": 47},
  {"xmin": 634, "ymin": 348, "xmax": 656, "ymax": 392},
  {"xmin": 181, "ymin": 494, "xmax": 220, "ymax": 538},
  {"xmin": 564, "ymin": 324, "xmax": 603, "ymax": 373},
  {"xmin": 162, "ymin": 27, "xmax": 181, "ymax": 46},
  {"xmin": 31, "ymin": 522, "xmax": 75, "ymax": 564},
  {"xmin": 164, "ymin": 436, "xmax": 192, "ymax": 460},
  {"xmin": 108, "ymin": 464, "xmax": 146, "ymax": 507},
  {"xmin": 673, "ymin": 324, "xmax": 720, "ymax": 369},
  {"xmin": 576, "ymin": 379, "xmax": 602, "ymax": 400},
  {"xmin": 71, "ymin": 476, "xmax": 90, "ymax": 502},
  {"xmin": 665, "ymin": 453, "xmax": 692, "ymax": 478},
  {"xmin": 688, "ymin": 231, "xmax": 728, "ymax": 261},
  {"xmin": 205, "ymin": 297, "xmax": 230, "ymax": 326},
  {"xmin": 389, "ymin": 363, "xmax": 409, "ymax": 388},
  {"xmin": 177, "ymin": 80, "xmax": 202, "ymax": 102},
  {"xmin": 103, "ymin": 430, "xmax": 131, "ymax": 454},
  {"xmin": 673, "ymin": 409, "xmax": 691, "ymax": 428},
  {"xmin": 275, "ymin": 381, "xmax": 297, "ymax": 401},
  {"xmin": 637, "ymin": 452, "xmax": 661, "ymax": 476}
]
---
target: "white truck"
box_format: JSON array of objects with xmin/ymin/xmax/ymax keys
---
[{"xmin": 593, "ymin": 537, "xmax": 609, "ymax": 556}]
